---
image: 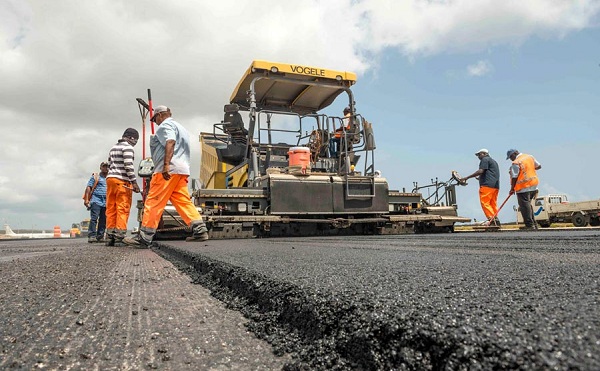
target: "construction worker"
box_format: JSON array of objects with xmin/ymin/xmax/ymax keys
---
[
  {"xmin": 105, "ymin": 128, "xmax": 140, "ymax": 246},
  {"xmin": 459, "ymin": 149, "xmax": 500, "ymax": 225},
  {"xmin": 506, "ymin": 149, "xmax": 542, "ymax": 231},
  {"xmin": 123, "ymin": 105, "xmax": 209, "ymax": 247},
  {"xmin": 329, "ymin": 106, "xmax": 352, "ymax": 157},
  {"xmin": 83, "ymin": 162, "xmax": 109, "ymax": 243}
]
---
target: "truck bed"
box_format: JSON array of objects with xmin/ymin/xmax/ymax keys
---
[{"xmin": 546, "ymin": 199, "xmax": 600, "ymax": 215}]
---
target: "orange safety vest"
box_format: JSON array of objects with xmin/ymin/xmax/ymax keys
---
[
  {"xmin": 512, "ymin": 153, "xmax": 538, "ymax": 192},
  {"xmin": 334, "ymin": 115, "xmax": 352, "ymax": 138}
]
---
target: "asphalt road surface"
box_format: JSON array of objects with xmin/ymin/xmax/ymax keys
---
[
  {"xmin": 1, "ymin": 229, "xmax": 599, "ymax": 370},
  {"xmin": 0, "ymin": 238, "xmax": 288, "ymax": 370}
]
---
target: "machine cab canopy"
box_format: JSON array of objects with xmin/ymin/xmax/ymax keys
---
[{"xmin": 229, "ymin": 60, "xmax": 357, "ymax": 115}]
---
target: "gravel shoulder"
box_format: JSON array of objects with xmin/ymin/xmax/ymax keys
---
[{"xmin": 0, "ymin": 239, "xmax": 288, "ymax": 370}]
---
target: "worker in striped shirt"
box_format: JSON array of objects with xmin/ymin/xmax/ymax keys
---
[{"xmin": 105, "ymin": 128, "xmax": 140, "ymax": 246}]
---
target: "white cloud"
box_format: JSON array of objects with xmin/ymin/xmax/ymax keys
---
[
  {"xmin": 0, "ymin": 0, "xmax": 599, "ymax": 228},
  {"xmin": 0, "ymin": 0, "xmax": 32, "ymax": 48},
  {"xmin": 467, "ymin": 60, "xmax": 493, "ymax": 77},
  {"xmin": 358, "ymin": 0, "xmax": 600, "ymax": 56}
]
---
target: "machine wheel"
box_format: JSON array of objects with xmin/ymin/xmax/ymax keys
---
[{"xmin": 572, "ymin": 214, "xmax": 588, "ymax": 227}]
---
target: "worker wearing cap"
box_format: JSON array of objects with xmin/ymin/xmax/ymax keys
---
[
  {"xmin": 83, "ymin": 162, "xmax": 109, "ymax": 243},
  {"xmin": 124, "ymin": 105, "xmax": 209, "ymax": 247},
  {"xmin": 506, "ymin": 149, "xmax": 542, "ymax": 230},
  {"xmin": 460, "ymin": 149, "xmax": 501, "ymax": 225},
  {"xmin": 106, "ymin": 128, "xmax": 141, "ymax": 246}
]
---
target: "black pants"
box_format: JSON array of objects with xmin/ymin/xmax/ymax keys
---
[{"xmin": 517, "ymin": 190, "xmax": 538, "ymax": 228}]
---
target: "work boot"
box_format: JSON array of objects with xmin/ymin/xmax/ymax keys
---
[
  {"xmin": 186, "ymin": 224, "xmax": 209, "ymax": 242},
  {"xmin": 519, "ymin": 226, "xmax": 536, "ymax": 231},
  {"xmin": 123, "ymin": 236, "xmax": 151, "ymax": 248},
  {"xmin": 105, "ymin": 234, "xmax": 115, "ymax": 246},
  {"xmin": 114, "ymin": 237, "xmax": 126, "ymax": 247},
  {"xmin": 96, "ymin": 237, "xmax": 106, "ymax": 243},
  {"xmin": 88, "ymin": 236, "xmax": 96, "ymax": 243},
  {"xmin": 492, "ymin": 217, "xmax": 501, "ymax": 226},
  {"xmin": 186, "ymin": 232, "xmax": 209, "ymax": 242}
]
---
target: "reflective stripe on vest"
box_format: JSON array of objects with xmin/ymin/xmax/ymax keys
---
[{"xmin": 513, "ymin": 153, "xmax": 538, "ymax": 192}]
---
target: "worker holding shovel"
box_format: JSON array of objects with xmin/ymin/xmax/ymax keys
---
[
  {"xmin": 507, "ymin": 149, "xmax": 542, "ymax": 231},
  {"xmin": 459, "ymin": 148, "xmax": 501, "ymax": 226}
]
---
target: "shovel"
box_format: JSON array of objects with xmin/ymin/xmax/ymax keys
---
[{"xmin": 485, "ymin": 193, "xmax": 512, "ymax": 226}]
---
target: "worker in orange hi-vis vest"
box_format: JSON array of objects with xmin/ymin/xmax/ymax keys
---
[
  {"xmin": 459, "ymin": 149, "xmax": 501, "ymax": 226},
  {"xmin": 123, "ymin": 105, "xmax": 209, "ymax": 248},
  {"xmin": 506, "ymin": 149, "xmax": 542, "ymax": 231},
  {"xmin": 329, "ymin": 106, "xmax": 353, "ymax": 157}
]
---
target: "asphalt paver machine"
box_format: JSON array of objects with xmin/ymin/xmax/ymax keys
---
[{"xmin": 190, "ymin": 60, "xmax": 469, "ymax": 238}]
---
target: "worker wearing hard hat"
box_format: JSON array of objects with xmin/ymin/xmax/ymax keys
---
[{"xmin": 459, "ymin": 149, "xmax": 501, "ymax": 225}]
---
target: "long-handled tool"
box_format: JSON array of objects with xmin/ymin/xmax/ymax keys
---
[
  {"xmin": 136, "ymin": 89, "xmax": 153, "ymax": 199},
  {"xmin": 485, "ymin": 193, "xmax": 512, "ymax": 226}
]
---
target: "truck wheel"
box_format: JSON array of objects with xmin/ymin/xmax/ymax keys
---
[
  {"xmin": 572, "ymin": 214, "xmax": 588, "ymax": 227},
  {"xmin": 539, "ymin": 222, "xmax": 551, "ymax": 228},
  {"xmin": 590, "ymin": 217, "xmax": 600, "ymax": 227}
]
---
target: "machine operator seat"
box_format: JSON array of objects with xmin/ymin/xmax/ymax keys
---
[
  {"xmin": 216, "ymin": 104, "xmax": 248, "ymax": 166},
  {"xmin": 347, "ymin": 117, "xmax": 362, "ymax": 145},
  {"xmin": 223, "ymin": 104, "xmax": 248, "ymax": 145}
]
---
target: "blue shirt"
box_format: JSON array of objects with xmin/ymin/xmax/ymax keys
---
[
  {"xmin": 150, "ymin": 117, "xmax": 192, "ymax": 175},
  {"xmin": 86, "ymin": 173, "xmax": 107, "ymax": 207}
]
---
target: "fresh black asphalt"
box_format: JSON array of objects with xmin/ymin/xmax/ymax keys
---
[{"xmin": 155, "ymin": 230, "xmax": 600, "ymax": 370}]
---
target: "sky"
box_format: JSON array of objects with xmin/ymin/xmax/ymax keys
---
[{"xmin": 1, "ymin": 0, "xmax": 599, "ymax": 231}]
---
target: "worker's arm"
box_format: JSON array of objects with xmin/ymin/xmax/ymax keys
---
[
  {"xmin": 83, "ymin": 186, "xmax": 92, "ymax": 207},
  {"xmin": 122, "ymin": 147, "xmax": 140, "ymax": 193},
  {"xmin": 461, "ymin": 169, "xmax": 484, "ymax": 182},
  {"xmin": 161, "ymin": 139, "xmax": 175, "ymax": 181},
  {"xmin": 533, "ymin": 157, "xmax": 541, "ymax": 170},
  {"xmin": 508, "ymin": 163, "xmax": 520, "ymax": 195},
  {"xmin": 509, "ymin": 177, "xmax": 518, "ymax": 195}
]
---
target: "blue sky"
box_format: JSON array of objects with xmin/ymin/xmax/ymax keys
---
[
  {"xmin": 349, "ymin": 28, "xmax": 600, "ymax": 222},
  {"xmin": 0, "ymin": 0, "xmax": 599, "ymax": 229}
]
